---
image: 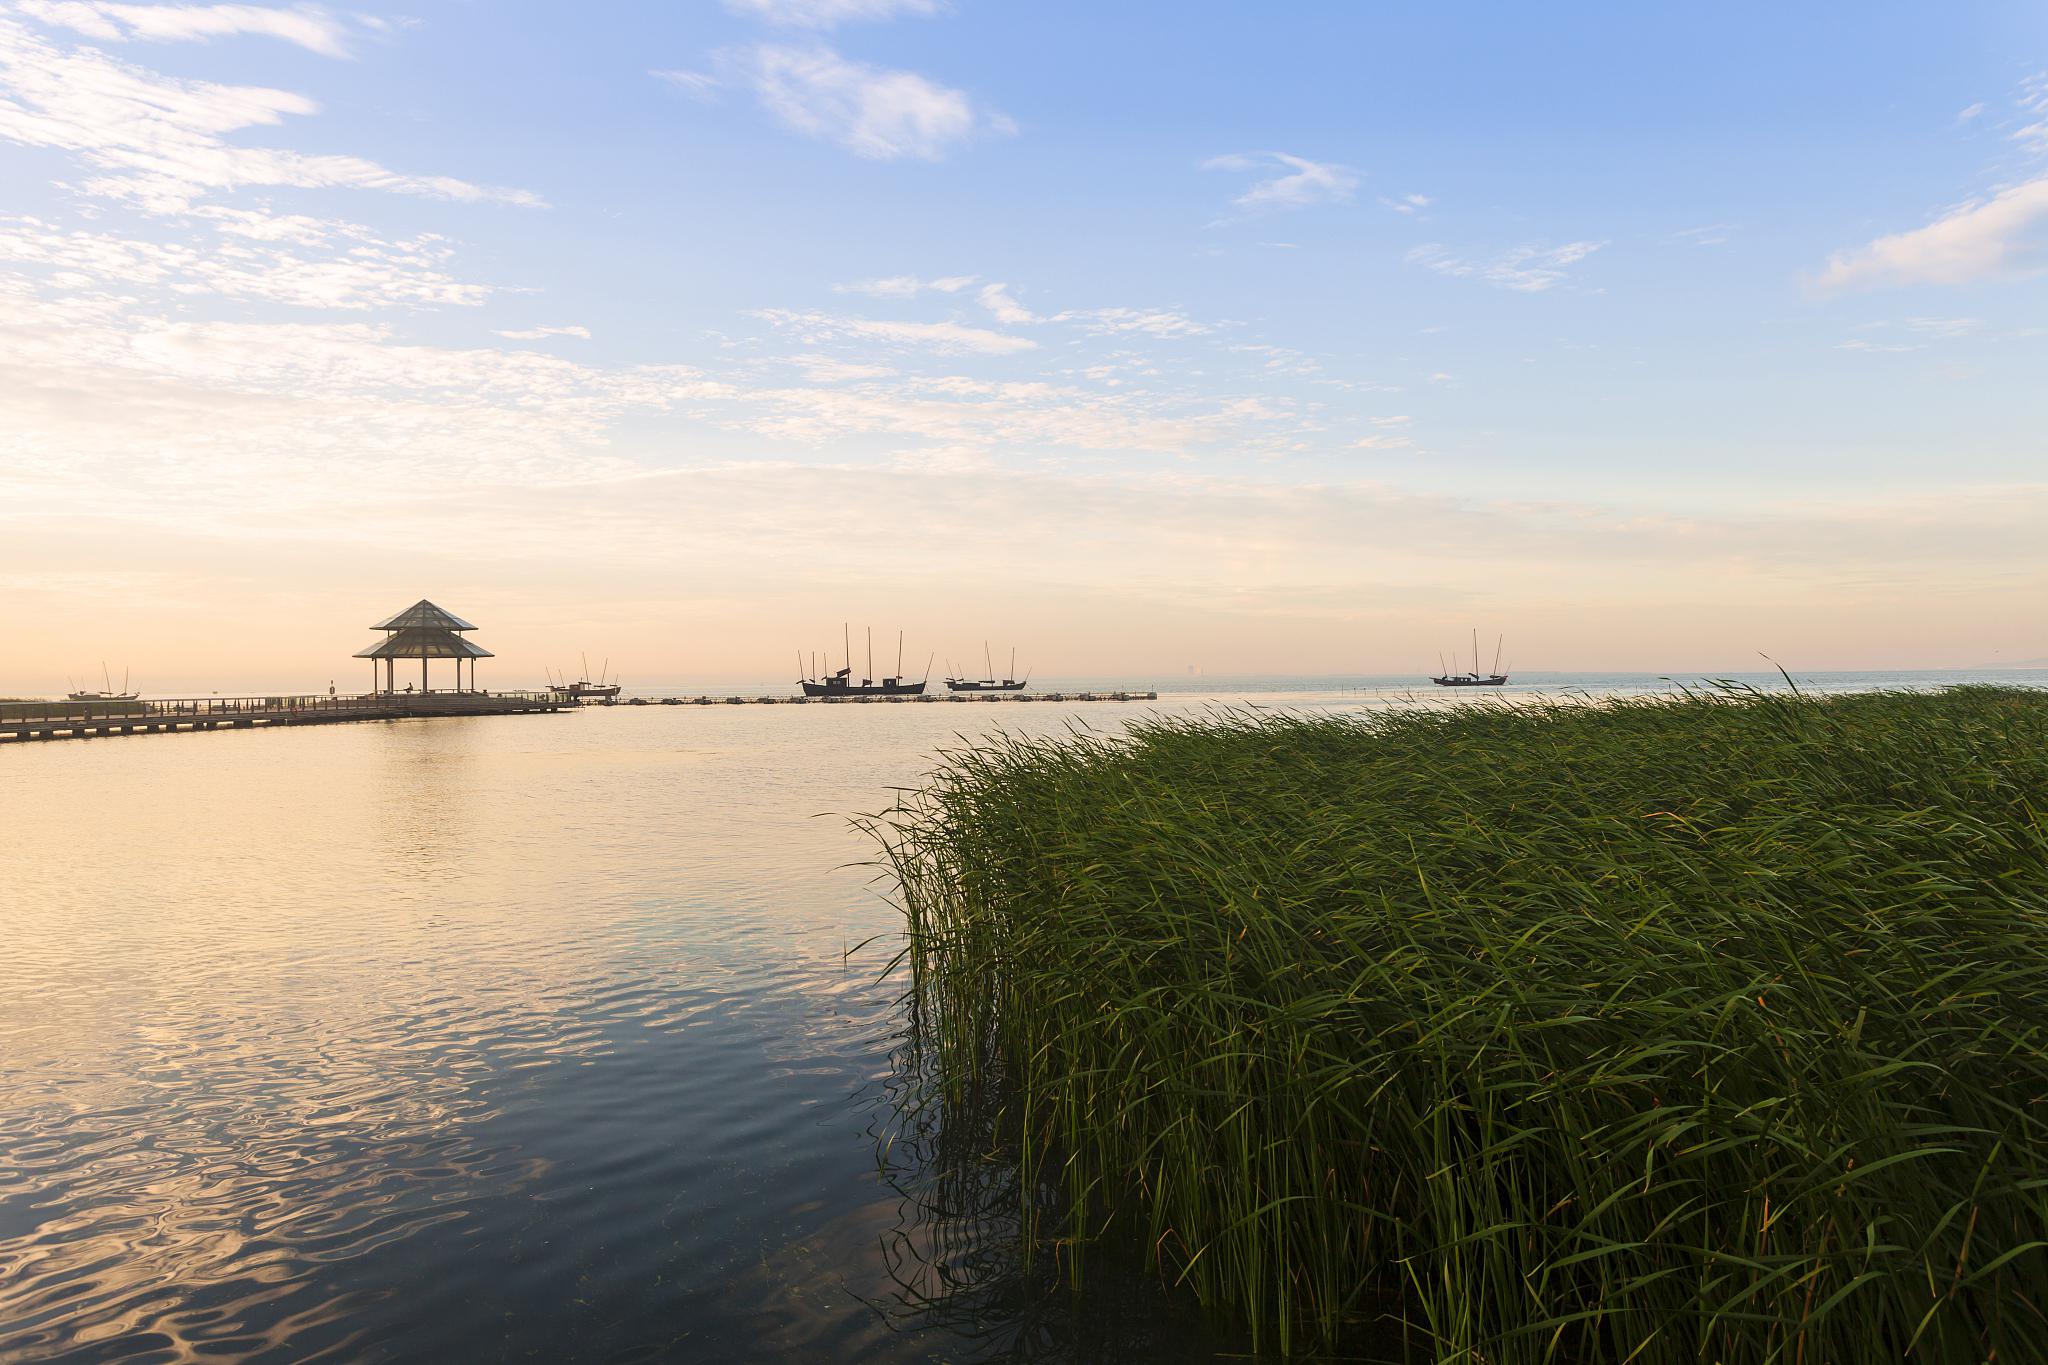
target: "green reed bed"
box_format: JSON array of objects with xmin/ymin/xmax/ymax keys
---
[{"xmin": 875, "ymin": 686, "xmax": 2048, "ymax": 1362}]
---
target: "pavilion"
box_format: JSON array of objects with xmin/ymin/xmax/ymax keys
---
[{"xmin": 354, "ymin": 600, "xmax": 493, "ymax": 695}]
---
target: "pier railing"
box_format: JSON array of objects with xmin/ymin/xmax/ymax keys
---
[{"xmin": 0, "ymin": 691, "xmax": 557, "ymax": 725}]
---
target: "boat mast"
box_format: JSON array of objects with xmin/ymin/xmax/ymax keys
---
[
  {"xmin": 897, "ymin": 630, "xmax": 903, "ymax": 682},
  {"xmin": 866, "ymin": 627, "xmax": 873, "ymax": 686},
  {"xmin": 922, "ymin": 652, "xmax": 934, "ymax": 683},
  {"xmin": 1492, "ymin": 635, "xmax": 1503, "ymax": 676},
  {"xmin": 843, "ymin": 623, "xmax": 851, "ymax": 676},
  {"xmin": 984, "ymin": 640, "xmax": 994, "ymax": 682},
  {"xmin": 1009, "ymin": 646, "xmax": 1016, "ymax": 681},
  {"xmin": 1472, "ymin": 629, "xmax": 1479, "ymax": 677}
]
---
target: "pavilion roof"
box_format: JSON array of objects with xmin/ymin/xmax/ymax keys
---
[
  {"xmin": 353, "ymin": 628, "xmax": 495, "ymax": 660},
  {"xmin": 370, "ymin": 599, "xmax": 478, "ymax": 632}
]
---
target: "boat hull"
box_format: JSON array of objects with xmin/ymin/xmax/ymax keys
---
[
  {"xmin": 550, "ymin": 683, "xmax": 621, "ymax": 700},
  {"xmin": 1430, "ymin": 676, "xmax": 1509, "ymax": 687},
  {"xmin": 944, "ymin": 680, "xmax": 1027, "ymax": 692},
  {"xmin": 800, "ymin": 679, "xmax": 928, "ymax": 698}
]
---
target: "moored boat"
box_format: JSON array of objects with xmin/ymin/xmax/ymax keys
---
[
  {"xmin": 944, "ymin": 642, "xmax": 1030, "ymax": 693},
  {"xmin": 548, "ymin": 655, "xmax": 622, "ymax": 701},
  {"xmin": 1431, "ymin": 630, "xmax": 1510, "ymax": 687},
  {"xmin": 68, "ymin": 664, "xmax": 138, "ymax": 702},
  {"xmin": 799, "ymin": 626, "xmax": 930, "ymax": 698}
]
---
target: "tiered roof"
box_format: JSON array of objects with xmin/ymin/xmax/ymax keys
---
[
  {"xmin": 353, "ymin": 599, "xmax": 495, "ymax": 659},
  {"xmin": 370, "ymin": 600, "xmax": 479, "ymax": 632}
]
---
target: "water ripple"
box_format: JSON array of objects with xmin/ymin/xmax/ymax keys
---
[{"xmin": 0, "ymin": 699, "xmax": 1342, "ymax": 1361}]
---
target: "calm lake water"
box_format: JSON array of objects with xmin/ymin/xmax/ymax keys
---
[{"xmin": 2, "ymin": 672, "xmax": 2038, "ymax": 1362}]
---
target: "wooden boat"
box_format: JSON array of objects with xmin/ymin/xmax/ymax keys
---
[
  {"xmin": 1432, "ymin": 631, "xmax": 1510, "ymax": 687},
  {"xmin": 945, "ymin": 642, "xmax": 1030, "ymax": 693},
  {"xmin": 799, "ymin": 626, "xmax": 930, "ymax": 698},
  {"xmin": 548, "ymin": 655, "xmax": 622, "ymax": 701},
  {"xmin": 68, "ymin": 664, "xmax": 137, "ymax": 702}
]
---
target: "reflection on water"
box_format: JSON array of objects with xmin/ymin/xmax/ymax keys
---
[
  {"xmin": 1, "ymin": 675, "xmax": 2037, "ymax": 1361},
  {"xmin": 0, "ymin": 701, "xmax": 1248, "ymax": 1362}
]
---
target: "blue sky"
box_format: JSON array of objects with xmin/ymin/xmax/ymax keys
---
[{"xmin": 1, "ymin": 1, "xmax": 2045, "ymax": 685}]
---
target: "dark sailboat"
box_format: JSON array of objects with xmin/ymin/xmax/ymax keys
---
[
  {"xmin": 800, "ymin": 626, "xmax": 929, "ymax": 698},
  {"xmin": 944, "ymin": 642, "xmax": 1030, "ymax": 693},
  {"xmin": 1431, "ymin": 630, "xmax": 1510, "ymax": 687},
  {"xmin": 68, "ymin": 663, "xmax": 138, "ymax": 702},
  {"xmin": 549, "ymin": 654, "xmax": 622, "ymax": 701}
]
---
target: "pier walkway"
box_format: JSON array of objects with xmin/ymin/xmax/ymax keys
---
[
  {"xmin": 602, "ymin": 691, "xmax": 1162, "ymax": 706},
  {"xmin": 1, "ymin": 691, "xmax": 566, "ymax": 745},
  {"xmin": 1, "ymin": 689, "xmax": 1165, "ymax": 745}
]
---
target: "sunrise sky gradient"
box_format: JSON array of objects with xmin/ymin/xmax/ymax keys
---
[{"xmin": 2, "ymin": 1, "xmax": 2045, "ymax": 691}]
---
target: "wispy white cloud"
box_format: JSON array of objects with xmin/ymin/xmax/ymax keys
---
[
  {"xmin": 0, "ymin": 213, "xmax": 494, "ymax": 309},
  {"xmin": 1228, "ymin": 342, "xmax": 1319, "ymax": 376},
  {"xmin": 1378, "ymin": 193, "xmax": 1430, "ymax": 215},
  {"xmin": 1904, "ymin": 316, "xmax": 1980, "ymax": 338},
  {"xmin": 497, "ymin": 325, "xmax": 592, "ymax": 341},
  {"xmin": 721, "ymin": 0, "xmax": 942, "ymax": 28},
  {"xmin": 1814, "ymin": 177, "xmax": 2048, "ymax": 291},
  {"xmin": 1674, "ymin": 223, "xmax": 1734, "ymax": 247},
  {"xmin": 834, "ymin": 273, "xmax": 976, "ymax": 297},
  {"xmin": 1837, "ymin": 317, "xmax": 1983, "ymax": 353},
  {"xmin": 1054, "ymin": 306, "xmax": 1209, "ymax": 338},
  {"xmin": 976, "ymin": 281, "xmax": 1037, "ymax": 324},
  {"xmin": 741, "ymin": 43, "xmax": 1011, "ymax": 161},
  {"xmin": 1204, "ymin": 151, "xmax": 1357, "ymax": 213},
  {"xmin": 651, "ymin": 67, "xmax": 723, "ymax": 101},
  {"xmin": 789, "ymin": 353, "xmax": 894, "ymax": 381},
  {"xmin": 963, "ymin": 283, "xmax": 1207, "ymax": 338},
  {"xmin": 2013, "ymin": 72, "xmax": 2048, "ymax": 152},
  {"xmin": 1956, "ymin": 101, "xmax": 1986, "ymax": 125},
  {"xmin": 0, "ymin": 17, "xmax": 541, "ymax": 212},
  {"xmin": 16, "ymin": 1, "xmax": 353, "ymax": 57},
  {"xmin": 1406, "ymin": 240, "xmax": 1603, "ymax": 292},
  {"xmin": 752, "ymin": 307, "xmax": 1034, "ymax": 354}
]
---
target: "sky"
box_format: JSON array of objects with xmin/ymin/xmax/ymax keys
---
[{"xmin": 1, "ymin": 0, "xmax": 2045, "ymax": 690}]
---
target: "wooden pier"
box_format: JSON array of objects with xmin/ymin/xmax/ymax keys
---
[
  {"xmin": 2, "ymin": 689, "xmax": 1166, "ymax": 745},
  {"xmin": 1, "ymin": 691, "xmax": 566, "ymax": 745},
  {"xmin": 598, "ymin": 691, "xmax": 1162, "ymax": 706}
]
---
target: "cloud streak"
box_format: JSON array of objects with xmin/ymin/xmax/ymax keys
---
[
  {"xmin": 1814, "ymin": 177, "xmax": 2048, "ymax": 292},
  {"xmin": 740, "ymin": 43, "xmax": 1011, "ymax": 161},
  {"xmin": 0, "ymin": 17, "xmax": 541, "ymax": 213},
  {"xmin": 1406, "ymin": 240, "xmax": 1604, "ymax": 292},
  {"xmin": 16, "ymin": 1, "xmax": 354, "ymax": 57},
  {"xmin": 721, "ymin": 0, "xmax": 943, "ymax": 28},
  {"xmin": 497, "ymin": 325, "xmax": 592, "ymax": 341},
  {"xmin": 752, "ymin": 307, "xmax": 1035, "ymax": 354},
  {"xmin": 834, "ymin": 273, "xmax": 977, "ymax": 297},
  {"xmin": 0, "ymin": 214, "xmax": 495, "ymax": 309},
  {"xmin": 1205, "ymin": 151, "xmax": 1357, "ymax": 213}
]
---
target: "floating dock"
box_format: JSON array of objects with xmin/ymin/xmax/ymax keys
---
[
  {"xmin": 598, "ymin": 691, "xmax": 1161, "ymax": 706},
  {"xmin": 1, "ymin": 691, "xmax": 566, "ymax": 745}
]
